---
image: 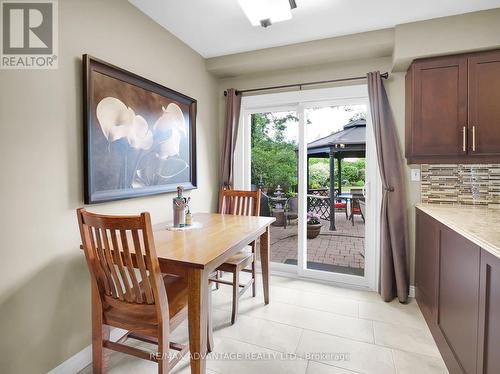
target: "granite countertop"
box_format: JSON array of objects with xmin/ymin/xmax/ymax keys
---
[{"xmin": 416, "ymin": 204, "xmax": 500, "ymax": 259}]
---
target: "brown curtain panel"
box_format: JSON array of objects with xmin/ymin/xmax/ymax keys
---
[
  {"xmin": 219, "ymin": 88, "xmax": 242, "ymax": 194},
  {"xmin": 367, "ymin": 72, "xmax": 409, "ymax": 303}
]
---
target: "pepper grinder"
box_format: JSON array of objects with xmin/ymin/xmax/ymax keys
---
[{"xmin": 173, "ymin": 186, "xmax": 187, "ymax": 227}]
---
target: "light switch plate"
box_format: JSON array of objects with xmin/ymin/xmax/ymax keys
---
[{"xmin": 411, "ymin": 168, "xmax": 421, "ymax": 182}]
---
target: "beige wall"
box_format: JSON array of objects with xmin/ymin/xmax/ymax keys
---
[
  {"xmin": 207, "ymin": 29, "xmax": 394, "ymax": 77},
  {"xmin": 0, "ymin": 1, "xmax": 219, "ymax": 373},
  {"xmin": 393, "ymin": 8, "xmax": 500, "ymax": 71}
]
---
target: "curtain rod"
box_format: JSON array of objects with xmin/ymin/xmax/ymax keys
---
[{"xmin": 224, "ymin": 72, "xmax": 389, "ymax": 96}]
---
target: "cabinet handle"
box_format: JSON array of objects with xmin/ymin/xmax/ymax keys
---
[
  {"xmin": 462, "ymin": 126, "xmax": 467, "ymax": 152},
  {"xmin": 472, "ymin": 126, "xmax": 476, "ymax": 152}
]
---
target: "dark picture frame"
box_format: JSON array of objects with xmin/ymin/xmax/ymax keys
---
[{"xmin": 83, "ymin": 54, "xmax": 197, "ymax": 204}]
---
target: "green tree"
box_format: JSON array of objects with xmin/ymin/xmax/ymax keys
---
[
  {"xmin": 307, "ymin": 158, "xmax": 365, "ymax": 189},
  {"xmin": 309, "ymin": 161, "xmax": 329, "ymax": 189},
  {"xmin": 250, "ymin": 111, "xmax": 366, "ymax": 193},
  {"xmin": 251, "ymin": 113, "xmax": 298, "ymax": 192},
  {"xmin": 341, "ymin": 159, "xmax": 365, "ymax": 186}
]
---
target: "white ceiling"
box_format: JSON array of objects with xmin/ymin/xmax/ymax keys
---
[{"xmin": 129, "ymin": 0, "xmax": 500, "ymax": 58}]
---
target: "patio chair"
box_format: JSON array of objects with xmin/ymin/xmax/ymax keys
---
[
  {"xmin": 334, "ymin": 192, "xmax": 349, "ymax": 220},
  {"xmin": 359, "ymin": 200, "xmax": 366, "ymax": 219},
  {"xmin": 350, "ymin": 197, "xmax": 365, "ymax": 225},
  {"xmin": 260, "ymin": 191, "xmax": 271, "ymax": 217},
  {"xmin": 283, "ymin": 196, "xmax": 298, "ymax": 229}
]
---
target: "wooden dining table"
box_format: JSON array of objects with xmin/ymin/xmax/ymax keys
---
[{"xmin": 87, "ymin": 212, "xmax": 275, "ymax": 374}]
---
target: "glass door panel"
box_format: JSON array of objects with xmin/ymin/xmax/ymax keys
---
[
  {"xmin": 304, "ymin": 105, "xmax": 368, "ymax": 276},
  {"xmin": 250, "ymin": 111, "xmax": 299, "ymax": 267}
]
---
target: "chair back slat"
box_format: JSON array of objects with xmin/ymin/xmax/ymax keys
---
[
  {"xmin": 132, "ymin": 229, "xmax": 155, "ymax": 304},
  {"xmin": 101, "ymin": 229, "xmax": 126, "ymax": 301},
  {"xmin": 245, "ymin": 196, "xmax": 251, "ymax": 216},
  {"xmin": 235, "ymin": 196, "xmax": 241, "ymax": 215},
  {"xmin": 119, "ymin": 229, "xmax": 143, "ymax": 303},
  {"xmin": 109, "ymin": 229, "xmax": 134, "ymax": 302},
  {"xmin": 219, "ymin": 189, "xmax": 261, "ymax": 217},
  {"xmin": 99, "ymin": 227, "xmax": 125, "ymax": 300},
  {"xmin": 228, "ymin": 196, "xmax": 236, "ymax": 215},
  {"xmin": 88, "ymin": 226, "xmax": 113, "ymax": 296},
  {"xmin": 77, "ymin": 209, "xmax": 165, "ymax": 309}
]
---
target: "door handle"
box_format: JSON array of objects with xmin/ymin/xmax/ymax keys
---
[
  {"xmin": 462, "ymin": 126, "xmax": 467, "ymax": 152},
  {"xmin": 472, "ymin": 126, "xmax": 476, "ymax": 152}
]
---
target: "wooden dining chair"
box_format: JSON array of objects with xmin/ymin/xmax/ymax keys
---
[
  {"xmin": 212, "ymin": 189, "xmax": 261, "ymax": 324},
  {"xmin": 77, "ymin": 208, "xmax": 200, "ymax": 374}
]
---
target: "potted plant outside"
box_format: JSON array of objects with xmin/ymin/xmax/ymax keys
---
[{"xmin": 307, "ymin": 212, "xmax": 322, "ymax": 239}]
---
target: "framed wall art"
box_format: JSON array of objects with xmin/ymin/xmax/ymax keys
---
[{"xmin": 83, "ymin": 54, "xmax": 197, "ymax": 204}]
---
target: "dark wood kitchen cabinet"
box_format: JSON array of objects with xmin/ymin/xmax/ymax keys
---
[
  {"xmin": 406, "ymin": 49, "xmax": 500, "ymax": 164},
  {"xmin": 415, "ymin": 210, "xmax": 439, "ymax": 321},
  {"xmin": 405, "ymin": 56, "xmax": 467, "ymax": 161},
  {"xmin": 477, "ymin": 250, "xmax": 500, "ymax": 374},
  {"xmin": 468, "ymin": 50, "xmax": 500, "ymax": 157},
  {"xmin": 438, "ymin": 226, "xmax": 480, "ymax": 374},
  {"xmin": 415, "ymin": 208, "xmax": 500, "ymax": 374}
]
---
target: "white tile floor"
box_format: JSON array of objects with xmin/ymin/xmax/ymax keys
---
[{"xmin": 80, "ymin": 274, "xmax": 449, "ymax": 374}]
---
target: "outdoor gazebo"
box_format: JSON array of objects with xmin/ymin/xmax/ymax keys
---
[{"xmin": 306, "ymin": 118, "xmax": 366, "ymax": 231}]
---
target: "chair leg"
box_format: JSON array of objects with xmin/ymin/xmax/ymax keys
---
[
  {"xmin": 231, "ymin": 270, "xmax": 239, "ymax": 325},
  {"xmin": 215, "ymin": 270, "xmax": 220, "ymax": 290},
  {"xmin": 158, "ymin": 302, "xmax": 171, "ymax": 374},
  {"xmin": 251, "ymin": 243, "xmax": 257, "ymax": 298},
  {"xmin": 157, "ymin": 345, "xmax": 169, "ymax": 374},
  {"xmin": 91, "ymin": 281, "xmax": 108, "ymax": 374}
]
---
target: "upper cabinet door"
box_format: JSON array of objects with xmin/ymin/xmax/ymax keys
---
[
  {"xmin": 407, "ymin": 56, "xmax": 468, "ymax": 161},
  {"xmin": 468, "ymin": 50, "xmax": 500, "ymax": 157}
]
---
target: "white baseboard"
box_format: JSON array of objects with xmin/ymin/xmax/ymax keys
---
[{"xmin": 47, "ymin": 328, "xmax": 126, "ymax": 374}]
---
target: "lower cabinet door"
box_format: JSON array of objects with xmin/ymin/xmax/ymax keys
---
[
  {"xmin": 415, "ymin": 210, "xmax": 439, "ymax": 322},
  {"xmin": 477, "ymin": 249, "xmax": 500, "ymax": 374},
  {"xmin": 438, "ymin": 226, "xmax": 480, "ymax": 374}
]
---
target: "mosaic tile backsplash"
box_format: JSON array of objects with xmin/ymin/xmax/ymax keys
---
[{"xmin": 421, "ymin": 164, "xmax": 500, "ymax": 207}]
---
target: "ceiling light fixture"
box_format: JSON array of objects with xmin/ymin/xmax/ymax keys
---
[{"xmin": 238, "ymin": 0, "xmax": 297, "ymax": 28}]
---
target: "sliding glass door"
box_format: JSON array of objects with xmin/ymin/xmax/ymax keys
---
[{"xmin": 234, "ymin": 86, "xmax": 381, "ymax": 290}]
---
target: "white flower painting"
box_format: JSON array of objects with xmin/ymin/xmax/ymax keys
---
[
  {"xmin": 95, "ymin": 97, "xmax": 190, "ymax": 190},
  {"xmin": 84, "ymin": 56, "xmax": 197, "ymax": 204},
  {"xmin": 96, "ymin": 97, "xmax": 154, "ymax": 150}
]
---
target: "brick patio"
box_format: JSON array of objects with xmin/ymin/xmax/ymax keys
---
[{"xmin": 269, "ymin": 213, "xmax": 365, "ymax": 274}]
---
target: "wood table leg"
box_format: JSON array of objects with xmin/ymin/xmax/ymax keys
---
[
  {"xmin": 207, "ymin": 280, "xmax": 214, "ymax": 353},
  {"xmin": 187, "ymin": 268, "xmax": 208, "ymax": 374},
  {"xmin": 91, "ymin": 280, "xmax": 109, "ymax": 374},
  {"xmin": 260, "ymin": 226, "xmax": 270, "ymax": 304}
]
